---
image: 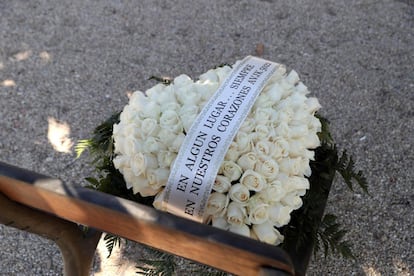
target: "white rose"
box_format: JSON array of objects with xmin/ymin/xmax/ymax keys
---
[
  {"xmin": 253, "ymin": 107, "xmax": 273, "ymax": 122},
  {"xmin": 175, "ymin": 84, "xmax": 201, "ymax": 106},
  {"xmin": 252, "ymin": 222, "xmax": 284, "ymax": 245},
  {"xmin": 140, "ymin": 118, "xmax": 159, "ymax": 138},
  {"xmin": 255, "ymin": 158, "xmax": 279, "ymax": 180},
  {"xmin": 146, "ymin": 168, "xmax": 169, "ymax": 189},
  {"xmin": 257, "ymin": 181, "xmax": 287, "ymax": 203},
  {"xmin": 279, "ymin": 79, "xmax": 294, "ymax": 99},
  {"xmin": 237, "ymin": 152, "xmax": 258, "ymax": 171},
  {"xmin": 294, "ymin": 82, "xmax": 310, "ymax": 95},
  {"xmin": 129, "ymin": 153, "xmax": 146, "ymax": 176},
  {"xmin": 139, "ymin": 186, "xmax": 161, "ymax": 197},
  {"xmin": 174, "ymin": 75, "xmax": 201, "ymax": 105},
  {"xmin": 160, "ymin": 102, "xmax": 181, "ymax": 112},
  {"xmin": 266, "ymin": 83, "xmax": 283, "ymax": 103},
  {"xmin": 288, "ymin": 93, "xmax": 307, "ymax": 111},
  {"xmin": 290, "ymin": 176, "xmax": 312, "ymax": 192},
  {"xmin": 153, "ymin": 190, "xmax": 167, "ymax": 211},
  {"xmin": 213, "ymin": 175, "xmax": 232, "ymax": 193},
  {"xmin": 300, "ymin": 157, "xmax": 312, "ymax": 177},
  {"xmin": 129, "ymin": 152, "xmax": 158, "ymax": 176},
  {"xmin": 275, "ymin": 122, "xmax": 291, "ymax": 138},
  {"xmin": 113, "ymin": 155, "xmax": 129, "ymax": 171},
  {"xmin": 226, "ymin": 202, "xmax": 247, "ymax": 226},
  {"xmin": 179, "ymin": 104, "xmax": 199, "ymax": 132},
  {"xmin": 139, "ymin": 99, "xmax": 161, "ymax": 120},
  {"xmin": 170, "ymin": 133, "xmax": 185, "ymax": 153},
  {"xmin": 268, "ymin": 204, "xmax": 293, "ymax": 227},
  {"xmin": 273, "ymin": 107, "xmax": 293, "ymax": 126},
  {"xmin": 160, "ymin": 110, "xmax": 183, "ymax": 133},
  {"xmin": 157, "ymin": 150, "xmax": 177, "ymax": 168},
  {"xmin": 228, "ymin": 183, "xmax": 250, "ymax": 205},
  {"xmin": 300, "ymin": 133, "xmax": 320, "ymax": 149},
  {"xmin": 239, "ymin": 117, "xmax": 255, "ymax": 133},
  {"xmin": 254, "ymin": 124, "xmax": 271, "ymax": 140},
  {"xmin": 282, "ymin": 176, "xmax": 310, "ymax": 193},
  {"xmin": 123, "ymin": 124, "xmax": 141, "ymax": 141},
  {"xmin": 289, "ymin": 124, "xmax": 308, "ymax": 138},
  {"xmin": 240, "ymin": 169, "xmax": 267, "ymax": 192},
  {"xmin": 253, "ymin": 93, "xmax": 273, "ymax": 109},
  {"xmin": 272, "ymin": 138, "xmax": 290, "ymax": 160},
  {"xmin": 229, "ymin": 224, "xmax": 250, "ymax": 238},
  {"xmin": 308, "ymin": 116, "xmax": 322, "ymax": 132},
  {"xmin": 219, "ymin": 161, "xmax": 242, "ymax": 182},
  {"xmin": 143, "ymin": 137, "xmax": 165, "ymax": 153},
  {"xmin": 281, "ymin": 192, "xmax": 303, "ymax": 210},
  {"xmin": 215, "ymin": 66, "xmax": 232, "ymax": 83},
  {"xmin": 128, "ymin": 91, "xmax": 147, "ymax": 109},
  {"xmin": 247, "ymin": 197, "xmax": 269, "ymax": 224},
  {"xmin": 286, "ymin": 70, "xmax": 300, "ymax": 85},
  {"xmin": 174, "ymin": 74, "xmax": 193, "ymax": 87},
  {"xmin": 225, "ymin": 143, "xmax": 241, "ymax": 162},
  {"xmin": 288, "ymin": 139, "xmax": 306, "ymax": 158},
  {"xmin": 264, "ymin": 65, "xmax": 285, "ymax": 87},
  {"xmin": 206, "ymin": 192, "xmax": 229, "ymax": 216},
  {"xmin": 119, "ymin": 104, "xmax": 135, "ymax": 123},
  {"xmin": 291, "ymin": 109, "xmax": 310, "ymax": 122},
  {"xmin": 196, "ymin": 81, "xmax": 218, "ymax": 102},
  {"xmin": 254, "ymin": 140, "xmax": 274, "ymax": 158},
  {"xmin": 120, "ymin": 167, "xmax": 134, "ymax": 189},
  {"xmin": 211, "ymin": 216, "xmax": 229, "ymax": 230},
  {"xmin": 305, "ymin": 97, "xmax": 322, "ymax": 114},
  {"xmin": 296, "ymin": 189, "xmax": 307, "ymax": 197},
  {"xmin": 113, "ymin": 130, "xmax": 124, "ymax": 153},
  {"xmin": 129, "ymin": 174, "xmax": 150, "ymax": 195},
  {"xmin": 303, "ymin": 149, "xmax": 315, "ymax": 161},
  {"xmin": 199, "ymin": 69, "xmax": 219, "ymax": 83},
  {"xmin": 157, "ymin": 128, "xmax": 178, "ymax": 146},
  {"xmin": 234, "ymin": 132, "xmax": 254, "ymax": 153},
  {"xmin": 146, "ymin": 83, "xmax": 176, "ymax": 105},
  {"xmin": 278, "ymin": 157, "xmax": 301, "ymax": 176}
]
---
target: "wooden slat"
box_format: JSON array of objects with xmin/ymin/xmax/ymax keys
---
[{"xmin": 0, "ymin": 162, "xmax": 295, "ymax": 275}]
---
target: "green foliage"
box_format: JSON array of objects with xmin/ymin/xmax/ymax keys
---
[
  {"xmin": 213, "ymin": 63, "xmax": 233, "ymax": 69},
  {"xmin": 315, "ymin": 114, "xmax": 333, "ymax": 145},
  {"xmin": 316, "ymin": 214, "xmax": 354, "ymax": 259},
  {"xmin": 336, "ymin": 150, "xmax": 369, "ymax": 194},
  {"xmin": 136, "ymin": 247, "xmax": 229, "ymax": 276},
  {"xmin": 148, "ymin": 75, "xmax": 173, "ymax": 85},
  {"xmin": 104, "ymin": 233, "xmax": 122, "ymax": 258},
  {"xmin": 136, "ymin": 249, "xmax": 176, "ymax": 276},
  {"xmin": 75, "ymin": 112, "xmax": 120, "ymax": 158}
]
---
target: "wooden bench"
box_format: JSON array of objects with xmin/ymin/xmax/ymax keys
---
[{"xmin": 0, "ymin": 161, "xmax": 305, "ymax": 275}]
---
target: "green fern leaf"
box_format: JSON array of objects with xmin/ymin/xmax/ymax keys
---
[
  {"xmin": 317, "ymin": 214, "xmax": 355, "ymax": 259},
  {"xmin": 336, "ymin": 150, "xmax": 369, "ymax": 194},
  {"xmin": 213, "ymin": 63, "xmax": 232, "ymax": 69},
  {"xmin": 75, "ymin": 139, "xmax": 93, "ymax": 158},
  {"xmin": 103, "ymin": 233, "xmax": 122, "ymax": 258},
  {"xmin": 315, "ymin": 113, "xmax": 333, "ymax": 144},
  {"xmin": 148, "ymin": 75, "xmax": 173, "ymax": 85},
  {"xmin": 136, "ymin": 251, "xmax": 176, "ymax": 276}
]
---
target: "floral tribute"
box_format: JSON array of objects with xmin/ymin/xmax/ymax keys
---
[{"xmin": 110, "ymin": 59, "xmax": 322, "ymax": 245}]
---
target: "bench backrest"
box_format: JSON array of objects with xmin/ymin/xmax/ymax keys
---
[{"xmin": 0, "ymin": 161, "xmax": 295, "ymax": 275}]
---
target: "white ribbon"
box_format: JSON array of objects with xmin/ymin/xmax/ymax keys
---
[{"xmin": 162, "ymin": 56, "xmax": 279, "ymax": 222}]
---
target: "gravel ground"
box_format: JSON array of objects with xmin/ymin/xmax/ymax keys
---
[{"xmin": 0, "ymin": 0, "xmax": 413, "ymax": 275}]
